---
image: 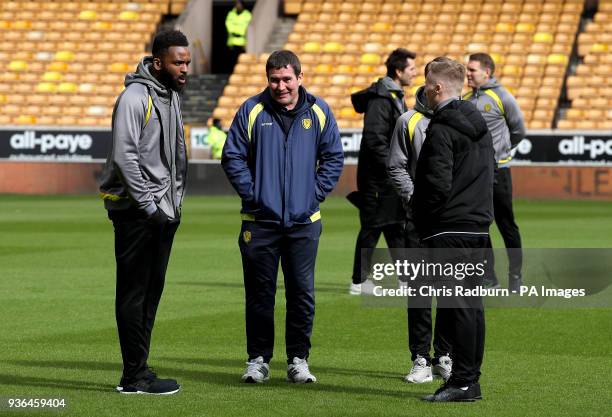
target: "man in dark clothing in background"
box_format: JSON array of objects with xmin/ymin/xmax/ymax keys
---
[
  {"xmin": 413, "ymin": 58, "xmax": 494, "ymax": 402},
  {"xmin": 349, "ymin": 48, "xmax": 418, "ymax": 295}
]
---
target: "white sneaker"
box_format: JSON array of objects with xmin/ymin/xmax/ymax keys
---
[
  {"xmin": 241, "ymin": 356, "xmax": 269, "ymax": 383},
  {"xmin": 349, "ymin": 282, "xmax": 362, "ymax": 295},
  {"xmin": 404, "ymin": 355, "xmax": 433, "ymax": 383},
  {"xmin": 287, "ymin": 357, "xmax": 317, "ymax": 383},
  {"xmin": 360, "ymin": 279, "xmax": 376, "ymax": 295},
  {"xmin": 432, "ymin": 355, "xmax": 452, "ymax": 381}
]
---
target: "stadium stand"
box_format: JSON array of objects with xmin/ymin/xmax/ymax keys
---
[
  {"xmin": 558, "ymin": 0, "xmax": 612, "ymax": 130},
  {"xmin": 213, "ymin": 0, "xmax": 585, "ymax": 130},
  {"xmin": 0, "ymin": 0, "xmax": 187, "ymax": 127}
]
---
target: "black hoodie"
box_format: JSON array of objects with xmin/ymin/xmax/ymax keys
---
[{"xmin": 412, "ymin": 99, "xmax": 495, "ymax": 239}]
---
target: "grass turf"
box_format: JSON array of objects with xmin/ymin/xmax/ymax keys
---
[{"xmin": 0, "ymin": 195, "xmax": 610, "ymax": 416}]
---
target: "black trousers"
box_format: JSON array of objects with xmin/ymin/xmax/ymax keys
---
[
  {"xmin": 351, "ymin": 223, "xmax": 407, "ymax": 284},
  {"xmin": 110, "ymin": 209, "xmax": 179, "ymax": 382},
  {"xmin": 425, "ymin": 234, "xmax": 487, "ymax": 386},
  {"xmin": 407, "ymin": 296, "xmax": 452, "ymax": 364},
  {"xmin": 239, "ymin": 221, "xmax": 321, "ymax": 363},
  {"xmin": 492, "ymin": 168, "xmax": 523, "ymax": 277}
]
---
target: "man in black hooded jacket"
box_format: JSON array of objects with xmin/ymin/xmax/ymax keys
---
[
  {"xmin": 413, "ymin": 58, "xmax": 494, "ymax": 402},
  {"xmin": 348, "ymin": 48, "xmax": 417, "ymax": 295}
]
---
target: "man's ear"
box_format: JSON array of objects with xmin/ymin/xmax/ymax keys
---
[
  {"xmin": 153, "ymin": 56, "xmax": 162, "ymax": 71},
  {"xmin": 298, "ymin": 72, "xmax": 303, "ymax": 86}
]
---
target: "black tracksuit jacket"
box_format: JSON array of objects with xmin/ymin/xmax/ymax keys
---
[{"xmin": 412, "ymin": 99, "xmax": 495, "ymax": 239}]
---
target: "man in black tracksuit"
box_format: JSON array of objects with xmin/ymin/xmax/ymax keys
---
[
  {"xmin": 413, "ymin": 59, "xmax": 494, "ymax": 402},
  {"xmin": 349, "ymin": 48, "xmax": 418, "ymax": 294}
]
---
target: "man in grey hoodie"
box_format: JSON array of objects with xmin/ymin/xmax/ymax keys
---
[
  {"xmin": 99, "ymin": 30, "xmax": 190, "ymax": 395},
  {"xmin": 387, "ymin": 57, "xmax": 454, "ymax": 385},
  {"xmin": 464, "ymin": 53, "xmax": 525, "ymax": 292}
]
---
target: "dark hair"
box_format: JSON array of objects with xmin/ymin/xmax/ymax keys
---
[
  {"xmin": 469, "ymin": 53, "xmax": 495, "ymax": 76},
  {"xmin": 385, "ymin": 48, "xmax": 416, "ymax": 78},
  {"xmin": 152, "ymin": 30, "xmax": 189, "ymax": 58},
  {"xmin": 266, "ymin": 50, "xmax": 301, "ymax": 77}
]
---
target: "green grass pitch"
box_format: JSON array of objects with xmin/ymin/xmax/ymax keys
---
[{"xmin": 0, "ymin": 195, "xmax": 611, "ymax": 416}]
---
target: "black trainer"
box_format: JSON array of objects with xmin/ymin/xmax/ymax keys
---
[
  {"xmin": 116, "ymin": 368, "xmax": 157, "ymax": 392},
  {"xmin": 120, "ymin": 377, "xmax": 180, "ymax": 395},
  {"xmin": 509, "ymin": 274, "xmax": 522, "ymax": 293},
  {"xmin": 423, "ymin": 382, "xmax": 482, "ymax": 402}
]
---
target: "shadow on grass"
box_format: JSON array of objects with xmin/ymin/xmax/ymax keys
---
[
  {"xmin": 9, "ymin": 359, "xmax": 426, "ymax": 399},
  {"xmin": 0, "ymin": 373, "xmax": 110, "ymax": 392},
  {"xmin": 160, "ymin": 356, "xmax": 399, "ymax": 380}
]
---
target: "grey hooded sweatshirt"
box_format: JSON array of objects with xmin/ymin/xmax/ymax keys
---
[
  {"xmin": 387, "ymin": 86, "xmax": 434, "ymax": 204},
  {"xmin": 463, "ymin": 78, "xmax": 525, "ymax": 167},
  {"xmin": 99, "ymin": 57, "xmax": 187, "ymax": 219}
]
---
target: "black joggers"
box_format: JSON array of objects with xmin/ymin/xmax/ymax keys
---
[
  {"xmin": 493, "ymin": 167, "xmax": 522, "ymax": 277},
  {"xmin": 425, "ymin": 234, "xmax": 487, "ymax": 386},
  {"xmin": 110, "ymin": 208, "xmax": 179, "ymax": 383}
]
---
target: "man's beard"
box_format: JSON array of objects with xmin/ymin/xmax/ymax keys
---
[{"xmin": 160, "ymin": 71, "xmax": 186, "ymax": 92}]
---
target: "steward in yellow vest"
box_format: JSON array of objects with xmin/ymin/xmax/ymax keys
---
[{"xmin": 226, "ymin": 0, "xmax": 252, "ymax": 49}]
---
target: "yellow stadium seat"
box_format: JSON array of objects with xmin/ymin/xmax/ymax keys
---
[
  {"xmin": 547, "ymin": 54, "xmax": 569, "ymax": 66},
  {"xmin": 36, "ymin": 82, "xmax": 56, "ymax": 93},
  {"xmin": 15, "ymin": 115, "xmax": 37, "ymax": 124},
  {"xmin": 58, "ymin": 82, "xmax": 78, "ymax": 93},
  {"xmin": 372, "ymin": 22, "xmax": 392, "ymax": 33},
  {"xmin": 119, "ymin": 11, "xmax": 140, "ymax": 21},
  {"xmin": 360, "ymin": 53, "xmax": 381, "ymax": 65},
  {"xmin": 495, "ymin": 23, "xmax": 514, "ymax": 33},
  {"xmin": 8, "ymin": 60, "xmax": 28, "ymax": 71},
  {"xmin": 93, "ymin": 21, "xmax": 113, "ymax": 31},
  {"xmin": 55, "ymin": 51, "xmax": 75, "ymax": 62},
  {"xmin": 78, "ymin": 10, "xmax": 98, "ymax": 20},
  {"xmin": 323, "ymin": 42, "xmax": 344, "ymax": 53},
  {"xmin": 591, "ymin": 43, "xmax": 609, "ymax": 53},
  {"xmin": 42, "ymin": 72, "xmax": 63, "ymax": 82},
  {"xmin": 13, "ymin": 20, "xmax": 32, "ymax": 30},
  {"xmin": 534, "ymin": 32, "xmax": 554, "ymax": 43},
  {"xmin": 314, "ymin": 64, "xmax": 333, "ymax": 74},
  {"xmin": 109, "ymin": 63, "xmax": 130, "ymax": 73}
]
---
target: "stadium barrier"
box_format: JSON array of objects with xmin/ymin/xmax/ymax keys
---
[{"xmin": 2, "ymin": 127, "xmax": 612, "ymax": 200}]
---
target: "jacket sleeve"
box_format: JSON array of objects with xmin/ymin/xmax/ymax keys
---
[
  {"xmin": 415, "ymin": 125, "xmax": 453, "ymax": 217},
  {"xmin": 221, "ymin": 103, "xmax": 254, "ymax": 202},
  {"xmin": 111, "ymin": 91, "xmax": 156, "ymax": 215},
  {"xmin": 502, "ymin": 90, "xmax": 526, "ymax": 148},
  {"xmin": 315, "ymin": 104, "xmax": 344, "ymax": 202},
  {"xmin": 362, "ymin": 97, "xmax": 393, "ymax": 171},
  {"xmin": 387, "ymin": 113, "xmax": 414, "ymax": 203}
]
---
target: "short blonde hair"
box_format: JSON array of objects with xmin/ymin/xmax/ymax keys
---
[{"xmin": 425, "ymin": 58, "xmax": 465, "ymax": 96}]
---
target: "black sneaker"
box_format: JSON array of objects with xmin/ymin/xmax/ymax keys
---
[
  {"xmin": 483, "ymin": 276, "xmax": 500, "ymax": 289},
  {"xmin": 509, "ymin": 274, "xmax": 522, "ymax": 293},
  {"xmin": 120, "ymin": 377, "xmax": 180, "ymax": 395},
  {"xmin": 423, "ymin": 382, "xmax": 482, "ymax": 402},
  {"xmin": 116, "ymin": 368, "xmax": 157, "ymax": 392}
]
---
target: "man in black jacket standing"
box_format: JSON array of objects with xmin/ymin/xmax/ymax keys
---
[
  {"xmin": 349, "ymin": 48, "xmax": 417, "ymax": 295},
  {"xmin": 413, "ymin": 58, "xmax": 494, "ymax": 402}
]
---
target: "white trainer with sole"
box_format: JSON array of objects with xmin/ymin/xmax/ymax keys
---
[{"xmin": 404, "ymin": 355, "xmax": 433, "ymax": 383}]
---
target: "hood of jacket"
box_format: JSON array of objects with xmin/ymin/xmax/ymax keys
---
[
  {"xmin": 414, "ymin": 86, "xmax": 434, "ymax": 117},
  {"xmin": 474, "ymin": 77, "xmax": 501, "ymax": 92},
  {"xmin": 124, "ymin": 56, "xmax": 172, "ymax": 100},
  {"xmin": 351, "ymin": 76, "xmax": 404, "ymax": 114},
  {"xmin": 433, "ymin": 100, "xmax": 489, "ymax": 141}
]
